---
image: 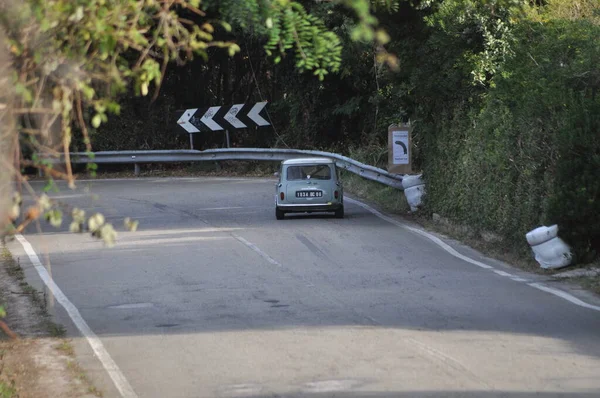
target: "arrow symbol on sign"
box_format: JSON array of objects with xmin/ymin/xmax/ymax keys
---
[
  {"xmin": 224, "ymin": 104, "xmax": 247, "ymax": 129},
  {"xmin": 247, "ymin": 102, "xmax": 270, "ymax": 127},
  {"xmin": 177, "ymin": 109, "xmax": 200, "ymax": 133},
  {"xmin": 394, "ymin": 141, "xmax": 407, "ymax": 155},
  {"xmin": 201, "ymin": 106, "xmax": 224, "ymax": 131}
]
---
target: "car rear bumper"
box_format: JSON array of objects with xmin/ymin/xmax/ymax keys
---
[{"xmin": 276, "ymin": 202, "xmax": 342, "ymax": 213}]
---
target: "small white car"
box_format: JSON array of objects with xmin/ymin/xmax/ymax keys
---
[{"xmin": 274, "ymin": 158, "xmax": 344, "ymax": 220}]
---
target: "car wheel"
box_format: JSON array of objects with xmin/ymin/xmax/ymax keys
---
[
  {"xmin": 334, "ymin": 206, "xmax": 344, "ymax": 219},
  {"xmin": 276, "ymin": 208, "xmax": 285, "ymax": 220}
]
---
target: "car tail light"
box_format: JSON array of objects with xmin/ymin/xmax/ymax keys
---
[
  {"xmin": 280, "ymin": 192, "xmax": 285, "ymax": 200},
  {"xmin": 334, "ymin": 190, "xmax": 339, "ymax": 199}
]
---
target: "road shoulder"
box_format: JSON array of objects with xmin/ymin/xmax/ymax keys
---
[{"xmin": 0, "ymin": 242, "xmax": 101, "ymax": 398}]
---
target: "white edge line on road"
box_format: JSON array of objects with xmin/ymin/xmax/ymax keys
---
[
  {"xmin": 345, "ymin": 197, "xmax": 600, "ymax": 313},
  {"xmin": 14, "ymin": 234, "xmax": 138, "ymax": 398},
  {"xmin": 345, "ymin": 197, "xmax": 493, "ymax": 270},
  {"xmin": 528, "ymin": 283, "xmax": 600, "ymax": 311},
  {"xmin": 232, "ymin": 234, "xmax": 282, "ymax": 267},
  {"xmin": 510, "ymin": 277, "xmax": 529, "ymax": 283}
]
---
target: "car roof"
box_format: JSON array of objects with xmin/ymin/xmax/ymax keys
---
[{"xmin": 282, "ymin": 157, "xmax": 335, "ymax": 165}]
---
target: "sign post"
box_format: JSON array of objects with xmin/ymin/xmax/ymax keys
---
[{"xmin": 387, "ymin": 122, "xmax": 412, "ymax": 174}]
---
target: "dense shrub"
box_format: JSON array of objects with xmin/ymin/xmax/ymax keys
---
[{"xmin": 421, "ymin": 19, "xmax": 600, "ymax": 261}]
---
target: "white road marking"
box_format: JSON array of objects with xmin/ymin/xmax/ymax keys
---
[
  {"xmin": 218, "ymin": 383, "xmax": 263, "ymax": 396},
  {"xmin": 47, "ymin": 194, "xmax": 94, "ymax": 199},
  {"xmin": 302, "ymin": 379, "xmax": 362, "ymax": 393},
  {"xmin": 232, "ymin": 234, "xmax": 282, "ymax": 267},
  {"xmin": 493, "ymin": 270, "xmax": 513, "ymax": 277},
  {"xmin": 345, "ymin": 198, "xmax": 493, "ymax": 269},
  {"xmin": 108, "ymin": 303, "xmax": 154, "ymax": 309},
  {"xmin": 510, "ymin": 276, "xmax": 529, "ymax": 283},
  {"xmin": 14, "ymin": 234, "xmax": 138, "ymax": 398},
  {"xmin": 528, "ymin": 283, "xmax": 600, "ymax": 312},
  {"xmin": 346, "ymin": 197, "xmax": 600, "ymax": 313},
  {"xmin": 196, "ymin": 206, "xmax": 268, "ymax": 211}
]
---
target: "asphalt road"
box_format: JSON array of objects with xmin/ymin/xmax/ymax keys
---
[{"xmin": 8, "ymin": 177, "xmax": 600, "ymax": 398}]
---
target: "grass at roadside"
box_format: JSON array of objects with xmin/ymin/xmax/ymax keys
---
[
  {"xmin": 341, "ymin": 171, "xmax": 410, "ymax": 214},
  {"xmin": 65, "ymin": 358, "xmax": 103, "ymax": 397},
  {"xmin": 0, "ymin": 381, "xmax": 17, "ymax": 398}
]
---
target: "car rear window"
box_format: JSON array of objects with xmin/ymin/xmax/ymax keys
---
[{"xmin": 286, "ymin": 165, "xmax": 332, "ymax": 181}]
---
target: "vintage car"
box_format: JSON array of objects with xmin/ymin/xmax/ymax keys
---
[{"xmin": 274, "ymin": 158, "xmax": 344, "ymax": 220}]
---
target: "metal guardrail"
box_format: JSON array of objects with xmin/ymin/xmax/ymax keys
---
[{"xmin": 66, "ymin": 148, "xmax": 404, "ymax": 189}]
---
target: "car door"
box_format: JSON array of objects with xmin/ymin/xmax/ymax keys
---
[{"xmin": 285, "ymin": 164, "xmax": 334, "ymax": 204}]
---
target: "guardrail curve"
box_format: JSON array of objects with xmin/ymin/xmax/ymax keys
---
[{"xmin": 64, "ymin": 148, "xmax": 404, "ymax": 190}]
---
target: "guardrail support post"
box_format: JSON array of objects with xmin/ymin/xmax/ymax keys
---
[{"xmin": 134, "ymin": 163, "xmax": 140, "ymax": 176}]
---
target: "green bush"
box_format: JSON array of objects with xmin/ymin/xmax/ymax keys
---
[{"xmin": 421, "ymin": 18, "xmax": 600, "ymax": 261}]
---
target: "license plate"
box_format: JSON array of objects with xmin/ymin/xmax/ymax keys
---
[{"xmin": 296, "ymin": 190, "xmax": 323, "ymax": 198}]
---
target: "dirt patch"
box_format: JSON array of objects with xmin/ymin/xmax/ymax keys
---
[
  {"xmin": 0, "ymin": 244, "xmax": 101, "ymax": 397},
  {"xmin": 552, "ymin": 262, "xmax": 600, "ymax": 295},
  {"xmin": 0, "ymin": 339, "xmax": 98, "ymax": 398}
]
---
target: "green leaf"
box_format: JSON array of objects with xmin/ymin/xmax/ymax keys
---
[
  {"xmin": 92, "ymin": 114, "xmax": 102, "ymax": 128},
  {"xmin": 45, "ymin": 209, "xmax": 63, "ymax": 228},
  {"xmin": 38, "ymin": 194, "xmax": 52, "ymax": 211},
  {"xmin": 14, "ymin": 82, "xmax": 33, "ymax": 103},
  {"xmin": 88, "ymin": 213, "xmax": 105, "ymax": 233},
  {"xmin": 124, "ymin": 217, "xmax": 139, "ymax": 232},
  {"xmin": 69, "ymin": 222, "xmax": 82, "ymax": 233},
  {"xmin": 72, "ymin": 208, "xmax": 86, "ymax": 224},
  {"xmin": 220, "ymin": 21, "xmax": 232, "ymax": 32},
  {"xmin": 43, "ymin": 178, "xmax": 58, "ymax": 193},
  {"xmin": 228, "ymin": 44, "xmax": 241, "ymax": 57},
  {"xmin": 80, "ymin": 84, "xmax": 95, "ymax": 101},
  {"xmin": 99, "ymin": 224, "xmax": 117, "ymax": 247}
]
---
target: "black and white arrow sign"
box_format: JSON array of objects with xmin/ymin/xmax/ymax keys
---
[{"xmin": 177, "ymin": 102, "xmax": 270, "ymax": 133}]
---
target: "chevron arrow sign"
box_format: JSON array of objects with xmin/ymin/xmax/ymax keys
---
[{"xmin": 176, "ymin": 102, "xmax": 270, "ymax": 133}]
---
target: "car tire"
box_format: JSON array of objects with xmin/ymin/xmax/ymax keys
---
[
  {"xmin": 276, "ymin": 208, "xmax": 285, "ymax": 220},
  {"xmin": 334, "ymin": 206, "xmax": 344, "ymax": 219}
]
